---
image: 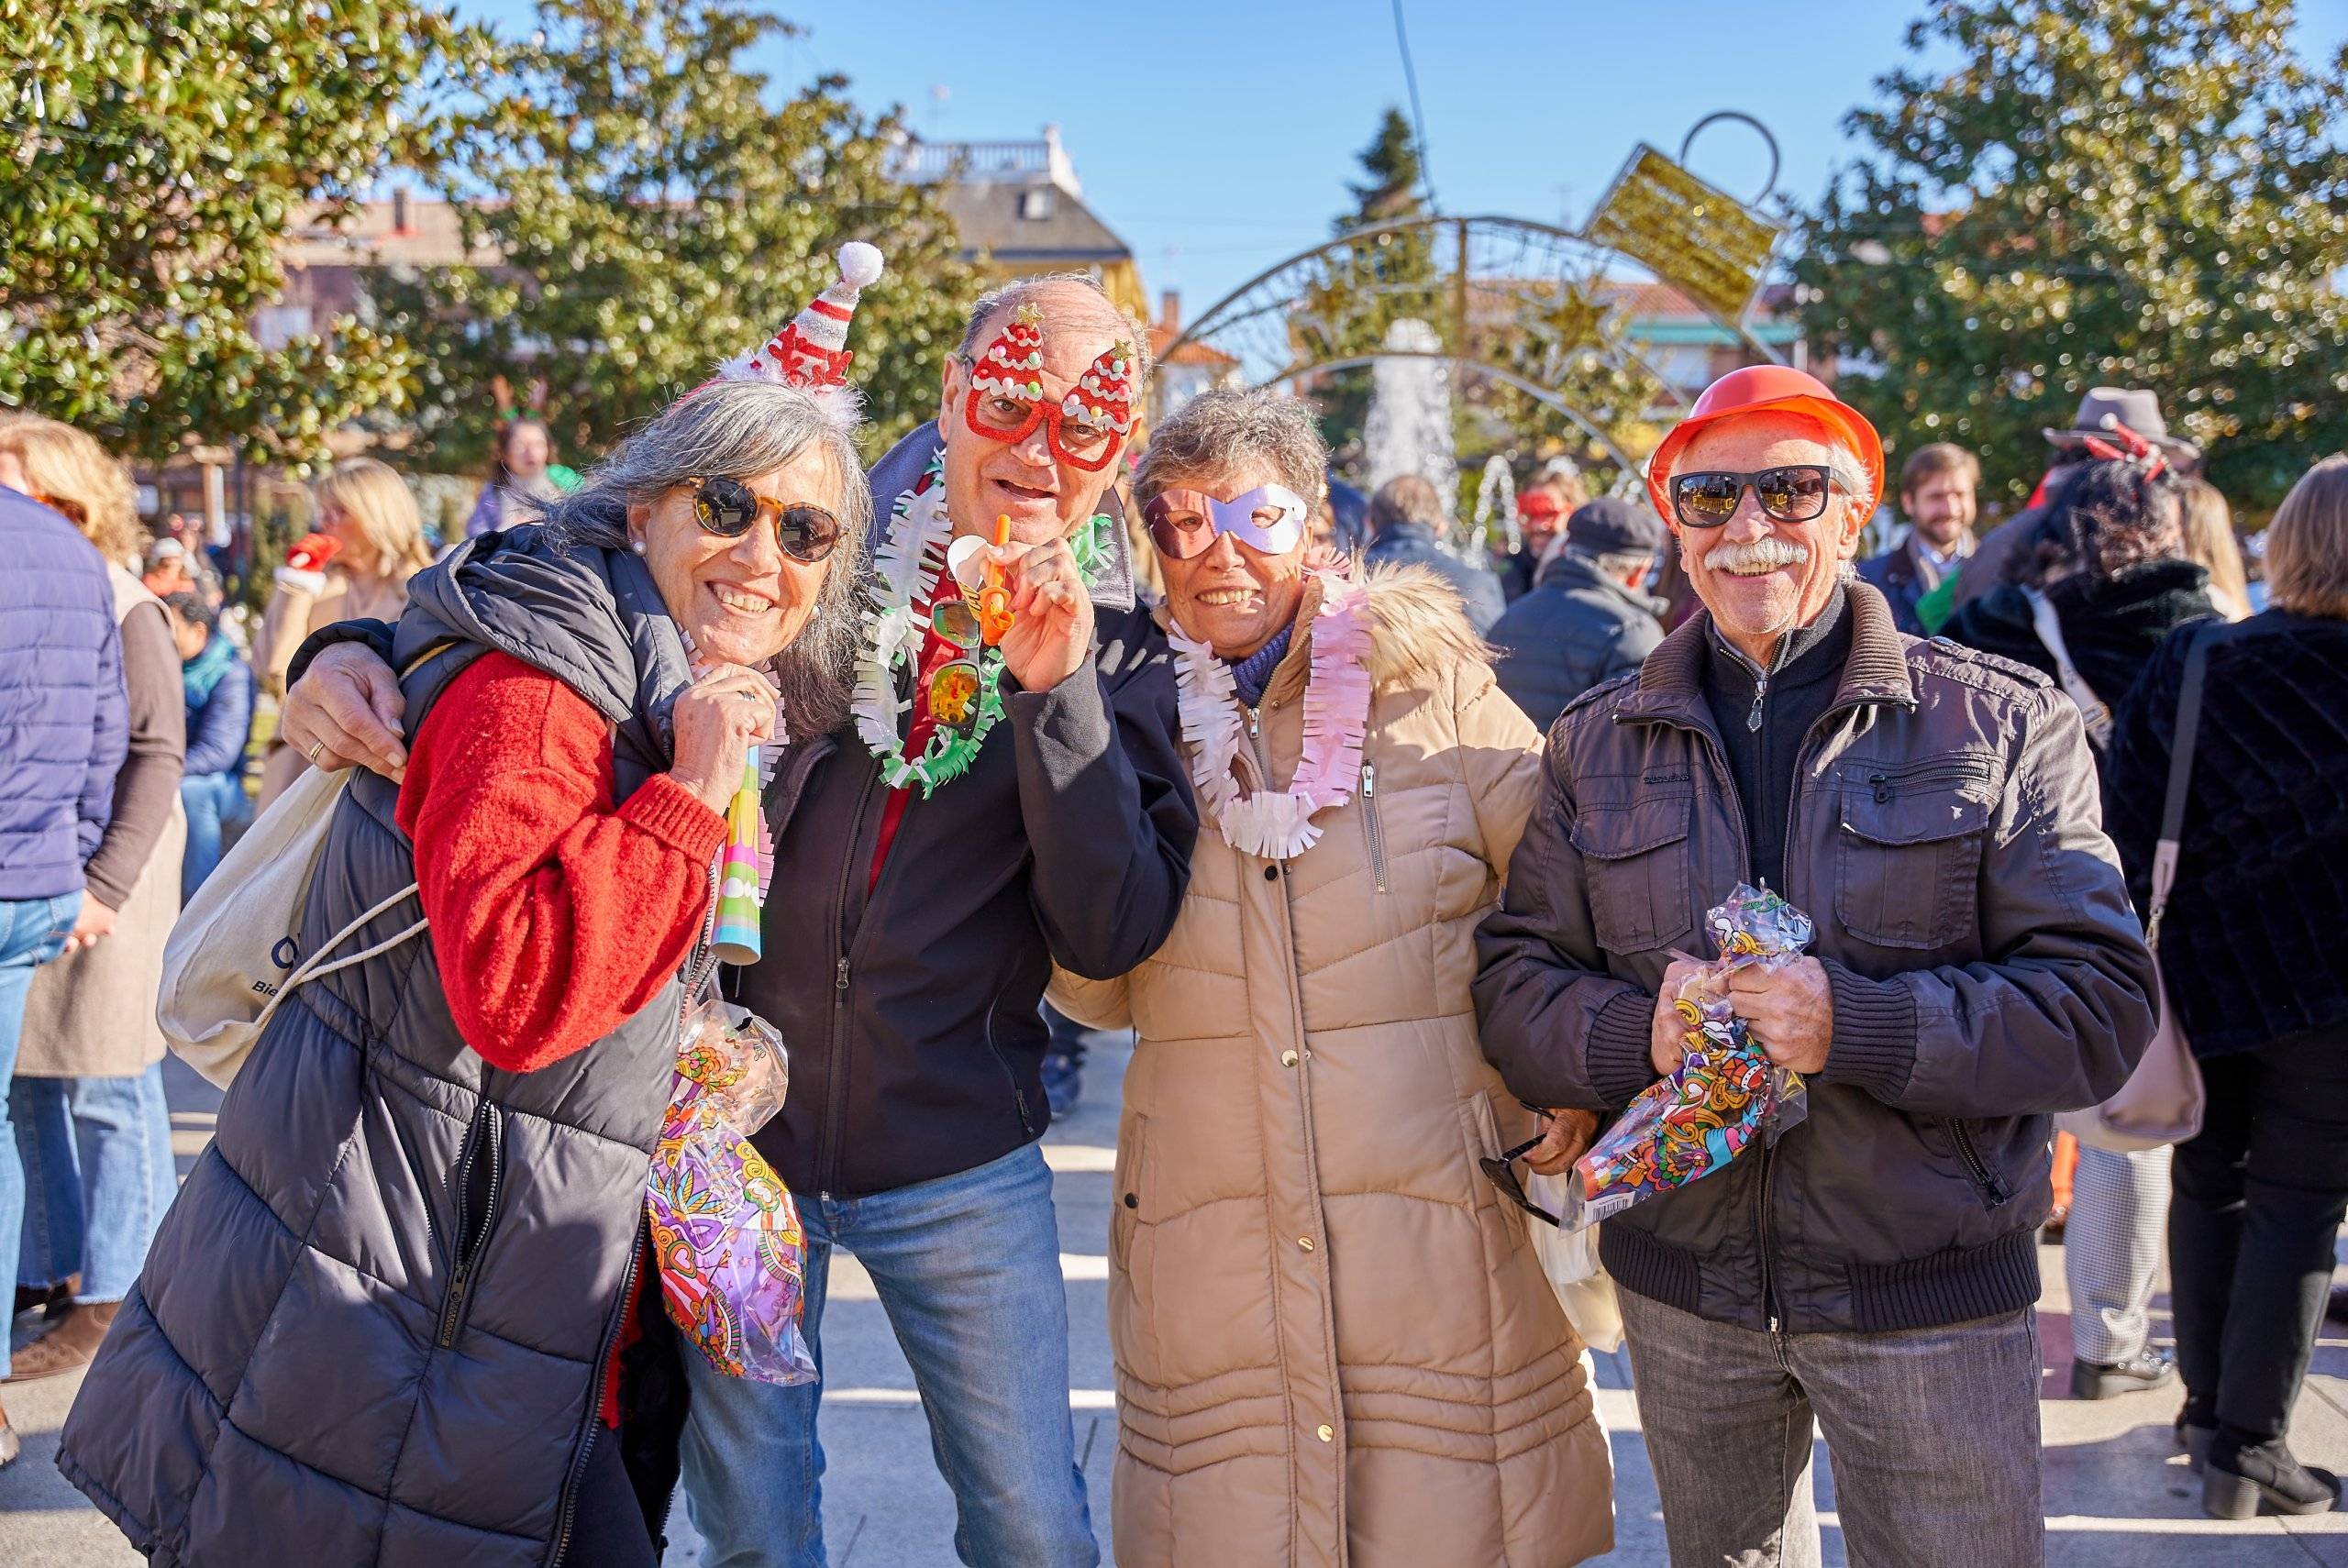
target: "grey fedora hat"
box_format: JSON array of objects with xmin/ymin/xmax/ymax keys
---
[{"xmin": 2043, "ymin": 386, "xmax": 2202, "ymax": 467}]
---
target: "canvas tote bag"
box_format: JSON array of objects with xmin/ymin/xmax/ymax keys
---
[
  {"xmin": 156, "ymin": 762, "xmax": 425, "ymax": 1088},
  {"xmin": 2038, "ymin": 612, "xmax": 2211, "ymax": 1152}
]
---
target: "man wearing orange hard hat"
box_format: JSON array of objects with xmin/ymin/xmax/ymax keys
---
[{"xmin": 1478, "ymin": 365, "xmax": 2158, "ymax": 1565}]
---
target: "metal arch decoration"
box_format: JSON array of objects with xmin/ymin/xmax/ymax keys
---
[{"xmin": 1154, "ymin": 129, "xmax": 1792, "ymax": 480}]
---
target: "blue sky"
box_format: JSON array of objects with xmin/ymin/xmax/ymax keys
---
[{"xmin": 456, "ymin": 0, "xmax": 2348, "ymax": 318}]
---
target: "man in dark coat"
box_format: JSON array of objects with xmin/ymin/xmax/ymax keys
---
[
  {"xmin": 1489, "ymin": 496, "xmax": 1665, "ymax": 732},
  {"xmin": 1475, "ymin": 366, "xmax": 2156, "ymax": 1567},
  {"xmin": 1361, "ymin": 472, "xmax": 1507, "ymax": 634},
  {"xmin": 1857, "ymin": 442, "xmax": 1980, "ymax": 635}
]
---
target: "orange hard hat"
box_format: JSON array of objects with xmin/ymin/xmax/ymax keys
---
[{"xmin": 1645, "ymin": 365, "xmax": 1885, "ymax": 527}]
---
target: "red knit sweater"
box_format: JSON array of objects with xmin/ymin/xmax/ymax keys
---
[{"xmin": 397, "ymin": 650, "xmax": 725, "ymax": 1426}]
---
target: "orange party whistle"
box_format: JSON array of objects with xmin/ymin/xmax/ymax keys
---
[{"xmin": 977, "ymin": 513, "xmax": 1014, "ymax": 645}]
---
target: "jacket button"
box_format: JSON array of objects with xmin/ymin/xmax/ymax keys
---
[
  {"xmin": 1316, "ymin": 1424, "xmax": 1335, "ymax": 1442},
  {"xmin": 1263, "ymin": 864, "xmax": 1279, "ymax": 881},
  {"xmin": 1123, "ymin": 1193, "xmax": 1137, "ymax": 1209},
  {"xmin": 1280, "ymin": 1050, "xmax": 1299, "ymax": 1067},
  {"xmin": 1298, "ymin": 1236, "xmax": 1315, "ymax": 1251}
]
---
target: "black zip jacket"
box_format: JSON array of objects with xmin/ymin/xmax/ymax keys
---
[{"xmin": 736, "ymin": 604, "xmax": 1192, "ymax": 1196}]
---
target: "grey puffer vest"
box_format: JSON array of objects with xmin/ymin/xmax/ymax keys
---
[{"xmin": 61, "ymin": 531, "xmax": 704, "ymax": 1567}]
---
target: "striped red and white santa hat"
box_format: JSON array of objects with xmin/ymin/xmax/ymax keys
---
[{"xmin": 714, "ymin": 241, "xmax": 885, "ymax": 422}]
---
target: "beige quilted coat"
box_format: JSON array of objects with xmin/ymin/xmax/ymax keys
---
[{"xmin": 1053, "ymin": 568, "xmax": 1612, "ymax": 1568}]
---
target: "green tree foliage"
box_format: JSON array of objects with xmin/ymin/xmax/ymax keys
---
[
  {"xmin": 0, "ymin": 0, "xmax": 467, "ymax": 463},
  {"xmin": 1301, "ymin": 107, "xmax": 1443, "ymax": 462},
  {"xmin": 380, "ymin": 0, "xmax": 983, "ymax": 470},
  {"xmin": 1797, "ymin": 0, "xmax": 2348, "ymax": 508}
]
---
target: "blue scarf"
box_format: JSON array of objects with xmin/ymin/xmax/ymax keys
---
[
  {"xmin": 183, "ymin": 632, "xmax": 237, "ymax": 705},
  {"xmin": 1226, "ymin": 624, "xmax": 1296, "ymax": 708}
]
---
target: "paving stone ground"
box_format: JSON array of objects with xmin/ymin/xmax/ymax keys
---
[{"xmin": 9, "ymin": 1045, "xmax": 2348, "ymax": 1565}]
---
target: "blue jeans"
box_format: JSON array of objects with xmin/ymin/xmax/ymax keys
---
[
  {"xmin": 678, "ymin": 1143, "xmax": 1096, "ymax": 1567},
  {"xmin": 15, "ymin": 1060, "xmax": 177, "ymax": 1304},
  {"xmin": 180, "ymin": 770, "xmax": 249, "ymax": 902},
  {"xmin": 0, "ymin": 891, "xmax": 79, "ymax": 1377}
]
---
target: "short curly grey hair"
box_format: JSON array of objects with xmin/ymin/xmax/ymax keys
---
[
  {"xmin": 535, "ymin": 378, "xmax": 868, "ymax": 734},
  {"xmin": 1134, "ymin": 387, "xmax": 1327, "ymax": 509}
]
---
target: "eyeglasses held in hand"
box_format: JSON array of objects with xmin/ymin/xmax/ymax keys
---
[{"xmin": 1478, "ymin": 1132, "xmax": 1563, "ymax": 1229}]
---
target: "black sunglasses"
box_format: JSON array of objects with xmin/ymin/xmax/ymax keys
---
[
  {"xmin": 1479, "ymin": 1132, "xmax": 1563, "ymax": 1228},
  {"xmin": 1669, "ymin": 464, "xmax": 1836, "ymax": 529},
  {"xmin": 690, "ymin": 475, "xmax": 842, "ymax": 563}
]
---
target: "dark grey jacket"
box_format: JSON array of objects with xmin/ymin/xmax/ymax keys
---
[
  {"xmin": 1473, "ymin": 582, "xmax": 2158, "ymax": 1334},
  {"xmin": 61, "ymin": 533, "xmax": 701, "ymax": 1565},
  {"xmin": 1362, "ymin": 522, "xmax": 1507, "ymax": 635},
  {"xmin": 1488, "ymin": 551, "xmax": 1665, "ymax": 734}
]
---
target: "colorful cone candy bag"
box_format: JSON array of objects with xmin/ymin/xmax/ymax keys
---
[
  {"xmin": 647, "ymin": 999, "xmax": 816, "ymax": 1386},
  {"xmin": 1561, "ymin": 884, "xmax": 1815, "ymax": 1230}
]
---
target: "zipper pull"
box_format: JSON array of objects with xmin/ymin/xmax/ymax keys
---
[
  {"xmin": 1362, "ymin": 763, "xmax": 1376, "ymax": 797},
  {"xmin": 1247, "ymin": 710, "xmax": 1259, "ymax": 738},
  {"xmin": 1747, "ymin": 672, "xmax": 1767, "ymax": 733},
  {"xmin": 835, "ymin": 956, "xmax": 850, "ymax": 990}
]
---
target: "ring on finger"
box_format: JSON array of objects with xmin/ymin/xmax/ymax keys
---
[{"xmin": 305, "ymin": 738, "xmax": 327, "ymax": 764}]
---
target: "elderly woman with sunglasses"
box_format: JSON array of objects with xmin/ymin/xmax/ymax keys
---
[
  {"xmin": 60, "ymin": 350, "xmax": 864, "ymax": 1566},
  {"xmin": 1049, "ymin": 388, "xmax": 1613, "ymax": 1568}
]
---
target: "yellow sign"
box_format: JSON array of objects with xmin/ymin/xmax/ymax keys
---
[{"xmin": 1586, "ymin": 144, "xmax": 1782, "ymax": 326}]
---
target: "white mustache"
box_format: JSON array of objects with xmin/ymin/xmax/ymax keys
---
[{"xmin": 1706, "ymin": 537, "xmax": 1812, "ymax": 574}]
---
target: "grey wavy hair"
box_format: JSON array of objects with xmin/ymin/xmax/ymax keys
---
[
  {"xmin": 1134, "ymin": 387, "xmax": 1327, "ymax": 510},
  {"xmin": 535, "ymin": 378, "xmax": 869, "ymax": 734},
  {"xmin": 957, "ymin": 271, "xmax": 1156, "ymax": 389}
]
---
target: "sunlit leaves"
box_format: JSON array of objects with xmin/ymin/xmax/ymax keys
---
[
  {"xmin": 375, "ymin": 0, "xmax": 983, "ymax": 468},
  {"xmin": 0, "ymin": 0, "xmax": 475, "ymax": 462},
  {"xmin": 1795, "ymin": 0, "xmax": 2348, "ymax": 508}
]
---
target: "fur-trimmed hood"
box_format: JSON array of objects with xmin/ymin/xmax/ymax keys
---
[{"xmin": 1354, "ymin": 561, "xmax": 1492, "ymax": 689}]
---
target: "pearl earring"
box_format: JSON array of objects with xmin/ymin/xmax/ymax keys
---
[{"xmin": 630, "ymin": 540, "xmax": 647, "ymax": 556}]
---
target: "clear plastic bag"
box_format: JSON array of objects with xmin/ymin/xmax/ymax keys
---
[
  {"xmin": 646, "ymin": 999, "xmax": 816, "ymax": 1386},
  {"xmin": 1560, "ymin": 884, "xmax": 1815, "ymax": 1230}
]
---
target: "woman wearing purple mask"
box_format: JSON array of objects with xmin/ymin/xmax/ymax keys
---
[{"xmin": 1052, "ymin": 389, "xmax": 1613, "ymax": 1567}]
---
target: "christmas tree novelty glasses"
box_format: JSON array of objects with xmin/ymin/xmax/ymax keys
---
[
  {"xmin": 1142, "ymin": 484, "xmax": 1310, "ymax": 560},
  {"xmin": 691, "ymin": 476, "xmax": 843, "ymax": 563},
  {"xmin": 1668, "ymin": 464, "xmax": 1837, "ymax": 529},
  {"xmin": 959, "ymin": 306, "xmax": 1135, "ymax": 472}
]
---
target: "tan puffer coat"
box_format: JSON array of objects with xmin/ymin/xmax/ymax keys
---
[{"xmin": 1054, "ymin": 568, "xmax": 1612, "ymax": 1568}]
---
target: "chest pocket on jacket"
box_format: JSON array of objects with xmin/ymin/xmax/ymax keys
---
[
  {"xmin": 1834, "ymin": 758, "xmax": 1995, "ymax": 951},
  {"xmin": 1570, "ymin": 791, "xmax": 1694, "ymax": 954}
]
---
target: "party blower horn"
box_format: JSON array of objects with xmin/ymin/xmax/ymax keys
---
[{"xmin": 711, "ymin": 751, "xmax": 764, "ymax": 966}]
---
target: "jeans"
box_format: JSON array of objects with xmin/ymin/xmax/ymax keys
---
[
  {"xmin": 1619, "ymin": 1290, "xmax": 2044, "ymax": 1567},
  {"xmin": 2063, "ymin": 1143, "xmax": 2172, "ymax": 1364},
  {"xmin": 2170, "ymin": 1030, "xmax": 2348, "ymax": 1441},
  {"xmin": 0, "ymin": 891, "xmax": 80, "ymax": 1378},
  {"xmin": 179, "ymin": 771, "xmax": 250, "ymax": 903},
  {"xmin": 677, "ymin": 1143, "xmax": 1095, "ymax": 1568},
  {"xmin": 14, "ymin": 1060, "xmax": 177, "ymax": 1303}
]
